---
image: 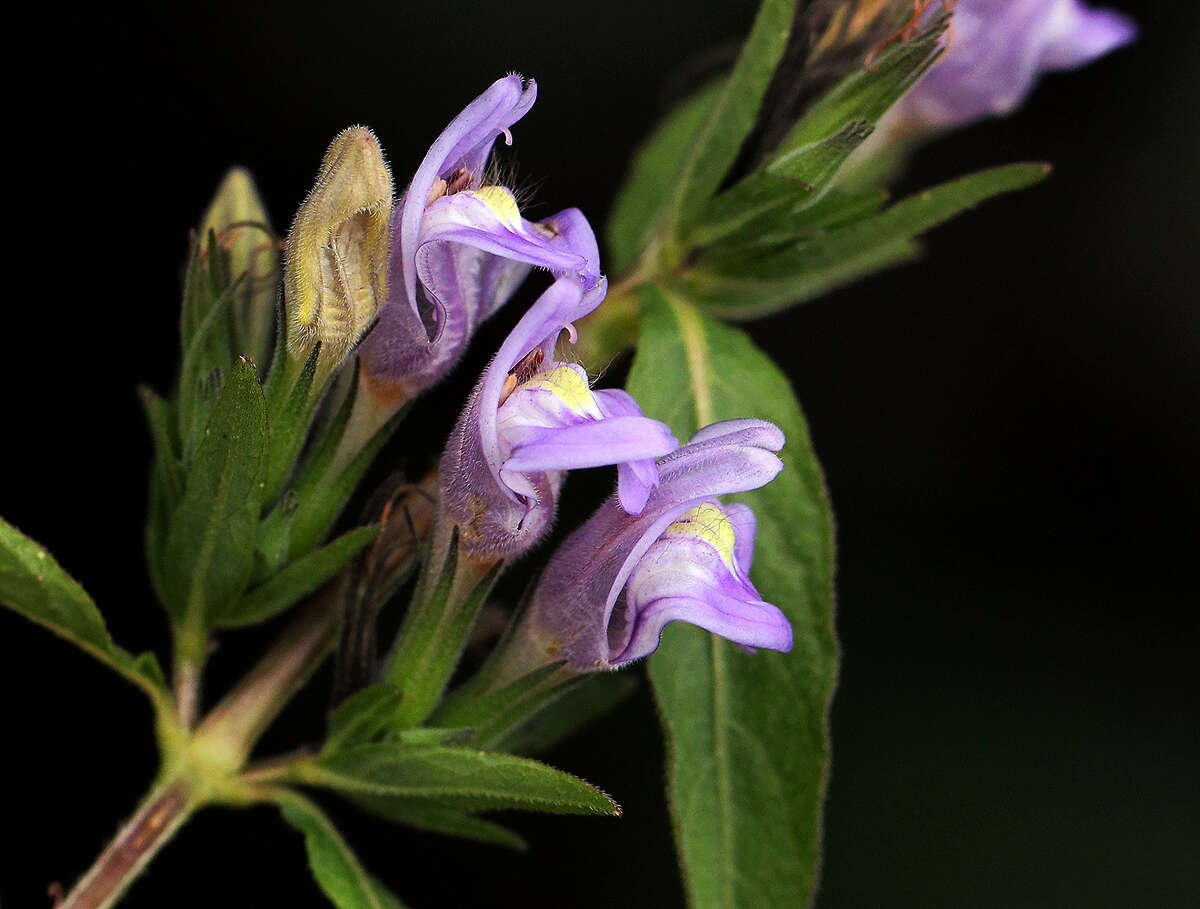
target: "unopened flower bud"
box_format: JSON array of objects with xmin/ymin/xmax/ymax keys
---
[
  {"xmin": 285, "ymin": 126, "xmax": 393, "ymax": 366},
  {"xmin": 200, "ymin": 167, "xmax": 279, "ymax": 366}
]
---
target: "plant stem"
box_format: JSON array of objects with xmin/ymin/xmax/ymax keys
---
[
  {"xmin": 172, "ymin": 626, "xmax": 207, "ymax": 729},
  {"xmin": 195, "ymin": 584, "xmax": 343, "ymax": 769},
  {"xmin": 58, "ymin": 773, "xmax": 198, "ymax": 909}
]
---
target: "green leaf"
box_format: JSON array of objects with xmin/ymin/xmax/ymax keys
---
[
  {"xmin": 686, "ymin": 15, "xmax": 948, "ymax": 251},
  {"xmin": 275, "ymin": 790, "xmax": 408, "ymax": 909},
  {"xmin": 660, "ymin": 0, "xmax": 797, "ymax": 251},
  {"xmin": 219, "ymin": 525, "xmax": 378, "ymax": 629},
  {"xmin": 775, "ymin": 13, "xmax": 947, "ymax": 159},
  {"xmin": 688, "ymin": 120, "xmax": 875, "ymax": 247},
  {"xmin": 383, "ymin": 526, "xmax": 504, "ymax": 729},
  {"xmin": 162, "ymin": 357, "xmax": 268, "ymax": 629},
  {"xmin": 263, "ymin": 341, "xmax": 322, "ymax": 503},
  {"xmin": 678, "ymin": 163, "xmax": 1051, "ymax": 318},
  {"xmin": 606, "ymin": 79, "xmax": 722, "ymax": 275},
  {"xmin": 428, "ymin": 662, "xmax": 567, "ymax": 750},
  {"xmin": 323, "ymin": 683, "xmax": 406, "ymax": 755},
  {"xmin": 0, "ymin": 516, "xmax": 168, "ymax": 704},
  {"xmin": 626, "ymin": 290, "xmax": 837, "ymax": 909},
  {"xmin": 494, "ymin": 671, "xmax": 639, "ymax": 756},
  {"xmin": 349, "ymin": 795, "xmax": 526, "ymax": 851},
  {"xmin": 300, "ymin": 743, "xmax": 620, "ymax": 816},
  {"xmin": 139, "ymin": 386, "xmax": 182, "ymax": 606},
  {"xmin": 259, "ymin": 377, "xmax": 406, "ymax": 575}
]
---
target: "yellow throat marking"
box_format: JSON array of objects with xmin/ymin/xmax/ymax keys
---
[
  {"xmin": 662, "ymin": 503, "xmax": 737, "ymax": 572},
  {"xmin": 465, "ymin": 185, "xmax": 522, "ymax": 228},
  {"xmin": 519, "ymin": 365, "xmax": 596, "ymax": 414}
]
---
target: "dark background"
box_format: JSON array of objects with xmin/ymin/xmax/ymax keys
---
[{"xmin": 4, "ymin": 1, "xmax": 1196, "ymax": 906}]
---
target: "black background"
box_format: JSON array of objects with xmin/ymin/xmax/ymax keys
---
[{"xmin": 4, "ymin": 1, "xmax": 1196, "ymax": 907}]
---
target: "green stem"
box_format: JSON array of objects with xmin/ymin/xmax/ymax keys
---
[
  {"xmin": 195, "ymin": 584, "xmax": 342, "ymax": 769},
  {"xmin": 172, "ymin": 625, "xmax": 207, "ymax": 729},
  {"xmin": 58, "ymin": 773, "xmax": 199, "ymax": 909}
]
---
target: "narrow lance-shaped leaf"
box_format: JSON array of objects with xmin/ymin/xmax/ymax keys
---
[
  {"xmin": 606, "ymin": 79, "xmax": 722, "ymax": 275},
  {"xmin": 770, "ymin": 12, "xmax": 949, "ymax": 162},
  {"xmin": 349, "ymin": 794, "xmax": 527, "ymax": 851},
  {"xmin": 687, "ymin": 120, "xmax": 875, "ymax": 247},
  {"xmin": 688, "ymin": 15, "xmax": 950, "ymax": 248},
  {"xmin": 217, "ymin": 525, "xmax": 378, "ymax": 630},
  {"xmin": 677, "ymin": 163, "xmax": 1051, "ymax": 319},
  {"xmin": 297, "ymin": 743, "xmax": 620, "ymax": 817},
  {"xmin": 659, "ymin": 0, "xmax": 797, "ymax": 256},
  {"xmin": 0, "ymin": 517, "xmax": 168, "ymax": 705},
  {"xmin": 162, "ymin": 356, "xmax": 268, "ymax": 631},
  {"xmin": 626, "ymin": 289, "xmax": 837, "ymax": 909},
  {"xmin": 275, "ymin": 790, "xmax": 409, "ymax": 909},
  {"xmin": 323, "ymin": 683, "xmax": 406, "ymax": 755},
  {"xmin": 493, "ymin": 671, "xmax": 639, "ymax": 756}
]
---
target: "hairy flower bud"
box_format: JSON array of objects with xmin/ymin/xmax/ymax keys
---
[
  {"xmin": 285, "ymin": 126, "xmax": 393, "ymax": 365},
  {"xmin": 200, "ymin": 167, "xmax": 279, "ymax": 366}
]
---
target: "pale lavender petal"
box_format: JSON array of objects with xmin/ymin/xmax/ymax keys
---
[
  {"xmin": 501, "ymin": 416, "xmax": 677, "ymax": 473},
  {"xmin": 723, "ymin": 502, "xmax": 758, "ymax": 574},
  {"xmin": 538, "ymin": 207, "xmax": 602, "ymax": 283},
  {"xmin": 419, "ymin": 194, "xmax": 590, "ymax": 275},
  {"xmin": 477, "ymin": 277, "xmax": 599, "ymax": 491},
  {"xmin": 596, "ymin": 388, "xmax": 662, "ymax": 514},
  {"xmin": 400, "ymin": 76, "xmax": 536, "ymax": 316},
  {"xmin": 893, "ymin": 0, "xmax": 1137, "ymax": 130},
  {"xmin": 1038, "ymin": 4, "xmax": 1138, "ymax": 69}
]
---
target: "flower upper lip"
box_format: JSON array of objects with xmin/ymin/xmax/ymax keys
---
[{"xmin": 397, "ymin": 75, "xmax": 538, "ymax": 324}]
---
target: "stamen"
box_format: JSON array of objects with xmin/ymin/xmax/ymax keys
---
[
  {"xmin": 498, "ymin": 348, "xmax": 545, "ymax": 407},
  {"xmin": 445, "ymin": 167, "xmax": 474, "ymax": 195},
  {"xmin": 499, "ymin": 372, "xmax": 519, "ymax": 407},
  {"xmin": 426, "ymin": 177, "xmax": 448, "ymax": 206},
  {"xmin": 513, "ymin": 347, "xmax": 545, "ymax": 383}
]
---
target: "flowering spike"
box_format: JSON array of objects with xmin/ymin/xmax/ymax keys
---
[
  {"xmin": 496, "ymin": 420, "xmax": 793, "ymax": 676},
  {"xmin": 284, "ymin": 126, "xmax": 393, "ymax": 365},
  {"xmin": 440, "ymin": 277, "xmax": 679, "ymax": 560},
  {"xmin": 359, "ymin": 76, "xmax": 600, "ymax": 404}
]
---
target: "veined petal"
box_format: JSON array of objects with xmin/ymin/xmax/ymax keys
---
[
  {"xmin": 502, "ymin": 416, "xmax": 678, "ymax": 474},
  {"xmin": 420, "ymin": 193, "xmax": 590, "ymax": 276},
  {"xmin": 722, "ymin": 501, "xmax": 758, "ymax": 575}
]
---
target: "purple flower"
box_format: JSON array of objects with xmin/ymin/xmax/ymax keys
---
[
  {"xmin": 889, "ymin": 0, "xmax": 1137, "ymax": 133},
  {"xmin": 499, "ymin": 419, "xmax": 793, "ymax": 675},
  {"xmin": 359, "ymin": 75, "xmax": 600, "ymax": 399},
  {"xmin": 441, "ymin": 276, "xmax": 678, "ymax": 559}
]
